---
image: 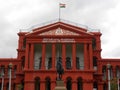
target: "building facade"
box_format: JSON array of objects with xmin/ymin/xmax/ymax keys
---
[{"xmin": 0, "ymin": 21, "xmax": 120, "ymax": 90}]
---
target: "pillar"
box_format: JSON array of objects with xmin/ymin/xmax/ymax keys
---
[
  {"xmin": 40, "ymin": 80, "xmax": 45, "ymax": 90},
  {"xmin": 52, "ymin": 44, "xmax": 56, "ymax": 70},
  {"xmin": 72, "ymin": 80, "xmax": 77, "ymax": 90},
  {"xmin": 98, "ymin": 82, "xmax": 103, "ymax": 90},
  {"xmin": 29, "ymin": 43, "xmax": 34, "ymax": 70},
  {"xmin": 72, "ymin": 43, "xmax": 76, "ymax": 70},
  {"xmin": 84, "ymin": 43, "xmax": 88, "ymax": 70},
  {"xmin": 62, "ymin": 44, "xmax": 66, "ymax": 70},
  {"xmin": 51, "ymin": 80, "xmax": 56, "ymax": 90},
  {"xmin": 41, "ymin": 44, "xmax": 46, "ymax": 69},
  {"xmin": 83, "ymin": 80, "xmax": 93, "ymax": 90},
  {"xmin": 24, "ymin": 81, "xmax": 34, "ymax": 90}
]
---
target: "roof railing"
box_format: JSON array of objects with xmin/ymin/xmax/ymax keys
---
[{"xmin": 20, "ymin": 18, "xmax": 100, "ymax": 32}]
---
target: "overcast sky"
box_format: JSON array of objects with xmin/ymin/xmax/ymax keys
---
[{"xmin": 0, "ymin": 0, "xmax": 120, "ymax": 58}]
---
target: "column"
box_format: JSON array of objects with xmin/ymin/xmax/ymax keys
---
[
  {"xmin": 29, "ymin": 44, "xmax": 34, "ymax": 70},
  {"xmin": 83, "ymin": 80, "xmax": 93, "ymax": 90},
  {"xmin": 52, "ymin": 44, "xmax": 56, "ymax": 70},
  {"xmin": 40, "ymin": 80, "xmax": 45, "ymax": 90},
  {"xmin": 72, "ymin": 80, "xmax": 77, "ymax": 90},
  {"xmin": 72, "ymin": 43, "xmax": 76, "ymax": 70},
  {"xmin": 25, "ymin": 44, "xmax": 29, "ymax": 70},
  {"xmin": 89, "ymin": 43, "xmax": 93, "ymax": 70},
  {"xmin": 41, "ymin": 44, "xmax": 46, "ymax": 69},
  {"xmin": 62, "ymin": 44, "xmax": 66, "ymax": 70},
  {"xmin": 51, "ymin": 80, "xmax": 56, "ymax": 90},
  {"xmin": 24, "ymin": 81, "xmax": 34, "ymax": 90},
  {"xmin": 98, "ymin": 82, "xmax": 103, "ymax": 90}
]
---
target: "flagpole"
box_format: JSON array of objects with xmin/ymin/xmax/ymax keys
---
[{"xmin": 59, "ymin": 3, "xmax": 61, "ymax": 21}]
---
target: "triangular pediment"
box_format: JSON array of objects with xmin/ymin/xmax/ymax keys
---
[
  {"xmin": 39, "ymin": 28, "xmax": 79, "ymax": 36},
  {"xmin": 26, "ymin": 22, "xmax": 93, "ymax": 37}
]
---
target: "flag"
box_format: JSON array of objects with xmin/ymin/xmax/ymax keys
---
[{"xmin": 60, "ymin": 3, "xmax": 66, "ymax": 8}]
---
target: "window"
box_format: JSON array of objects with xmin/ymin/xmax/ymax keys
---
[
  {"xmin": 116, "ymin": 66, "xmax": 120, "ymax": 78},
  {"xmin": 21, "ymin": 56, "xmax": 25, "ymax": 70},
  {"xmin": 66, "ymin": 77, "xmax": 72, "ymax": 90},
  {"xmin": 77, "ymin": 78, "xmax": 83, "ymax": 90},
  {"xmin": 48, "ymin": 57, "xmax": 52, "ymax": 70},
  {"xmin": 102, "ymin": 66, "xmax": 106, "ymax": 80},
  {"xmin": 66, "ymin": 57, "xmax": 71, "ymax": 69},
  {"xmin": 45, "ymin": 77, "xmax": 51, "ymax": 90},
  {"xmin": 39, "ymin": 57, "xmax": 42, "ymax": 69},
  {"xmin": 35, "ymin": 77, "xmax": 40, "ymax": 90},
  {"xmin": 93, "ymin": 57, "xmax": 97, "ymax": 70},
  {"xmin": 92, "ymin": 38, "xmax": 96, "ymax": 50},
  {"xmin": 76, "ymin": 57, "xmax": 80, "ymax": 69},
  {"xmin": 93, "ymin": 82, "xmax": 98, "ymax": 90}
]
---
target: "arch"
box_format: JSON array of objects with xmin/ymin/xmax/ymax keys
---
[
  {"xmin": 34, "ymin": 77, "xmax": 40, "ymax": 90},
  {"xmin": 66, "ymin": 77, "xmax": 72, "ymax": 90},
  {"xmin": 77, "ymin": 77, "xmax": 83, "ymax": 90},
  {"xmin": 102, "ymin": 65, "xmax": 107, "ymax": 80},
  {"xmin": 66, "ymin": 57, "xmax": 71, "ymax": 69},
  {"xmin": 45, "ymin": 77, "xmax": 51, "ymax": 90}
]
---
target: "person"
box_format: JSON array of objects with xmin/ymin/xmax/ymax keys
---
[{"xmin": 56, "ymin": 57, "xmax": 64, "ymax": 80}]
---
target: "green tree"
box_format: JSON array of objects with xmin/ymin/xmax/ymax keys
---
[{"xmin": 111, "ymin": 78, "xmax": 118, "ymax": 90}]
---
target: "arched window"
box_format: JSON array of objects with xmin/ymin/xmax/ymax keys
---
[
  {"xmin": 0, "ymin": 83, "xmax": 1, "ymax": 90},
  {"xmin": 48, "ymin": 57, "xmax": 52, "ymax": 70},
  {"xmin": 66, "ymin": 77, "xmax": 72, "ymax": 90},
  {"xmin": 76, "ymin": 57, "xmax": 80, "ymax": 69},
  {"xmin": 13, "ymin": 83, "xmax": 16, "ymax": 90},
  {"xmin": 103, "ymin": 83, "xmax": 107, "ymax": 90},
  {"xmin": 102, "ymin": 65, "xmax": 106, "ymax": 80},
  {"xmin": 93, "ymin": 57, "xmax": 97, "ymax": 70},
  {"xmin": 21, "ymin": 80, "xmax": 24, "ymax": 90},
  {"xmin": 35, "ymin": 77, "xmax": 40, "ymax": 90},
  {"xmin": 77, "ymin": 77, "xmax": 83, "ymax": 90},
  {"xmin": 14, "ymin": 65, "xmax": 17, "ymax": 78},
  {"xmin": 6, "ymin": 83, "xmax": 9, "ymax": 90},
  {"xmin": 45, "ymin": 77, "xmax": 51, "ymax": 90},
  {"xmin": 93, "ymin": 82, "xmax": 98, "ymax": 90},
  {"xmin": 66, "ymin": 57, "xmax": 71, "ymax": 69},
  {"xmin": 1, "ymin": 65, "xmax": 5, "ymax": 77},
  {"xmin": 116, "ymin": 66, "xmax": 120, "ymax": 78},
  {"xmin": 110, "ymin": 66, "xmax": 113, "ymax": 80}
]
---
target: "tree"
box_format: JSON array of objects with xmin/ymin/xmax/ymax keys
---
[{"xmin": 111, "ymin": 78, "xmax": 118, "ymax": 90}]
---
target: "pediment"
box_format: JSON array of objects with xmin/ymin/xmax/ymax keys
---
[
  {"xmin": 39, "ymin": 28, "xmax": 79, "ymax": 36},
  {"xmin": 26, "ymin": 22, "xmax": 93, "ymax": 37}
]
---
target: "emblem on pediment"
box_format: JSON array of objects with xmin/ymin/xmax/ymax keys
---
[
  {"xmin": 55, "ymin": 28, "xmax": 63, "ymax": 35},
  {"xmin": 39, "ymin": 28, "xmax": 79, "ymax": 36}
]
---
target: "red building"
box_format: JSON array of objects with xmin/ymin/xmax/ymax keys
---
[{"xmin": 0, "ymin": 20, "xmax": 120, "ymax": 90}]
